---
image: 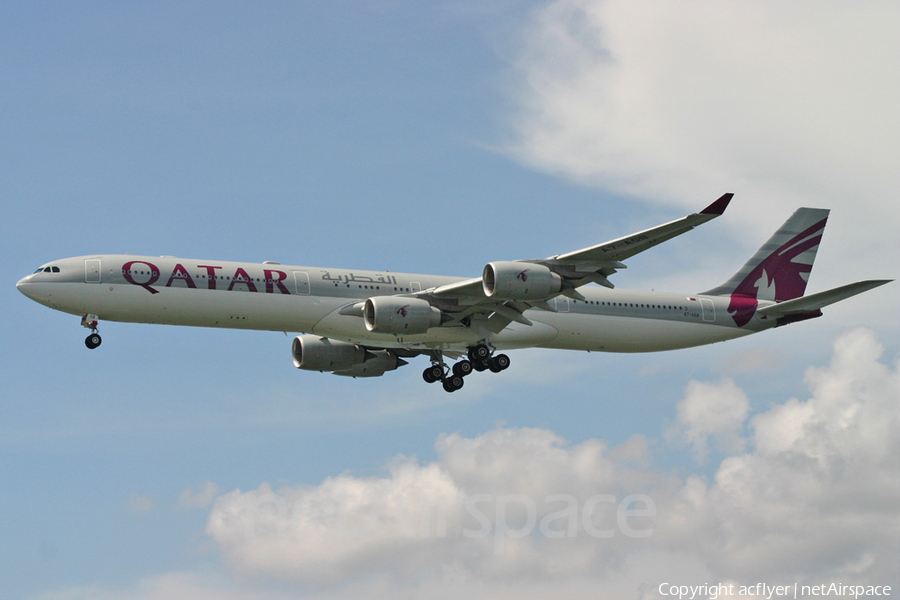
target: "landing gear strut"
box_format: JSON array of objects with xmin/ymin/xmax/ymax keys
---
[
  {"xmin": 81, "ymin": 314, "xmax": 102, "ymax": 349},
  {"xmin": 422, "ymin": 344, "xmax": 511, "ymax": 392},
  {"xmin": 467, "ymin": 342, "xmax": 510, "ymax": 375},
  {"xmin": 421, "ymin": 354, "xmax": 467, "ymax": 392}
]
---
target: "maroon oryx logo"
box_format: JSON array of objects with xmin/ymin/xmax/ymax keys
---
[
  {"xmin": 727, "ymin": 218, "xmax": 826, "ymax": 327},
  {"xmin": 396, "ymin": 304, "xmax": 410, "ymax": 317},
  {"xmin": 517, "ymin": 269, "xmax": 530, "ymax": 282}
]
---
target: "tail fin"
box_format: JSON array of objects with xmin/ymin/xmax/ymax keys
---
[{"xmin": 703, "ymin": 208, "xmax": 829, "ymax": 326}]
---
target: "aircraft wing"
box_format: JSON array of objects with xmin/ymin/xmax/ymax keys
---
[
  {"xmin": 547, "ymin": 193, "xmax": 733, "ymax": 265},
  {"xmin": 413, "ymin": 194, "xmax": 734, "ymax": 328}
]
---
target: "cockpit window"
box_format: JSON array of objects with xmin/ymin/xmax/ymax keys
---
[{"xmin": 34, "ymin": 266, "xmax": 61, "ymax": 273}]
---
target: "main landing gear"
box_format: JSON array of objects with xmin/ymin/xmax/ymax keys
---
[
  {"xmin": 421, "ymin": 343, "xmax": 511, "ymax": 393},
  {"xmin": 81, "ymin": 314, "xmax": 102, "ymax": 349},
  {"xmin": 422, "ymin": 362, "xmax": 464, "ymax": 392}
]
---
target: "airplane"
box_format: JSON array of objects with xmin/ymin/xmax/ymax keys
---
[{"xmin": 17, "ymin": 194, "xmax": 891, "ymax": 392}]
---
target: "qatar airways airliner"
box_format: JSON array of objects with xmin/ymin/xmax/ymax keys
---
[{"xmin": 17, "ymin": 194, "xmax": 890, "ymax": 392}]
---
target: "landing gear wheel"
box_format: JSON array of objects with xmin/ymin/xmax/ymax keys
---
[
  {"xmin": 489, "ymin": 353, "xmax": 510, "ymax": 372},
  {"xmin": 85, "ymin": 333, "xmax": 102, "ymax": 349},
  {"xmin": 423, "ymin": 364, "xmax": 444, "ymax": 383},
  {"xmin": 468, "ymin": 344, "xmax": 491, "ymax": 361},
  {"xmin": 81, "ymin": 315, "xmax": 102, "ymax": 349},
  {"xmin": 472, "ymin": 359, "xmax": 490, "ymax": 372},
  {"xmin": 452, "ymin": 360, "xmax": 473, "ymax": 378},
  {"xmin": 442, "ymin": 375, "xmax": 465, "ymax": 393}
]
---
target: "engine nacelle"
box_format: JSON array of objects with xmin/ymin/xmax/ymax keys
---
[
  {"xmin": 292, "ymin": 335, "xmax": 367, "ymax": 371},
  {"xmin": 364, "ymin": 296, "xmax": 442, "ymax": 335},
  {"xmin": 332, "ymin": 350, "xmax": 407, "ymax": 378},
  {"xmin": 483, "ymin": 261, "xmax": 562, "ymax": 300}
]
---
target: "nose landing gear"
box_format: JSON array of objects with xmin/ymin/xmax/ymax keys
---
[{"xmin": 81, "ymin": 314, "xmax": 102, "ymax": 349}]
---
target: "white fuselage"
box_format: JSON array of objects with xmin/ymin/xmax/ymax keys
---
[{"xmin": 17, "ymin": 254, "xmax": 772, "ymax": 354}]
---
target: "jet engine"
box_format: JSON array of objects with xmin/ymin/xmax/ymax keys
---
[
  {"xmin": 332, "ymin": 350, "xmax": 407, "ymax": 378},
  {"xmin": 292, "ymin": 335, "xmax": 408, "ymax": 378},
  {"xmin": 483, "ymin": 261, "xmax": 562, "ymax": 300},
  {"xmin": 363, "ymin": 296, "xmax": 442, "ymax": 335},
  {"xmin": 292, "ymin": 335, "xmax": 368, "ymax": 371}
]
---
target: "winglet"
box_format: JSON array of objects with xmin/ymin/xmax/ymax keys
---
[{"xmin": 700, "ymin": 193, "xmax": 734, "ymax": 216}]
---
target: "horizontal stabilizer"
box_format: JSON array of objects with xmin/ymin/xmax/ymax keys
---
[{"xmin": 757, "ymin": 280, "xmax": 892, "ymax": 316}]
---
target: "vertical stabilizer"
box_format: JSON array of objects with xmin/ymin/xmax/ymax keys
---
[{"xmin": 703, "ymin": 208, "xmax": 829, "ymax": 326}]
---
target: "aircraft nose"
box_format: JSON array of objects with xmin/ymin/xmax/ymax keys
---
[{"xmin": 16, "ymin": 276, "xmax": 37, "ymax": 300}]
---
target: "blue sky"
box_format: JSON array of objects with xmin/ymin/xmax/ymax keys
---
[{"xmin": 3, "ymin": 2, "xmax": 898, "ymax": 598}]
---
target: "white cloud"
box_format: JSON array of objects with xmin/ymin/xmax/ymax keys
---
[
  {"xmin": 504, "ymin": 0, "xmax": 900, "ymax": 282},
  {"xmin": 206, "ymin": 461, "xmax": 470, "ymax": 583},
  {"xmin": 205, "ymin": 427, "xmax": 665, "ymax": 585},
  {"xmin": 667, "ymin": 378, "xmax": 750, "ymax": 463},
  {"xmin": 653, "ymin": 328, "xmax": 900, "ymax": 583},
  {"xmin": 202, "ymin": 327, "xmax": 899, "ymax": 593},
  {"xmin": 43, "ymin": 327, "xmax": 899, "ymax": 598}
]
